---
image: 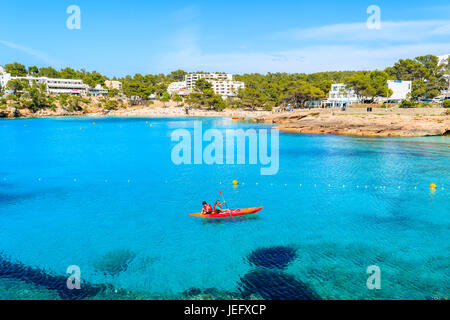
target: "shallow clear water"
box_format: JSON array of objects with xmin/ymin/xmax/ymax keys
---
[{"xmin": 0, "ymin": 117, "xmax": 448, "ymax": 300}]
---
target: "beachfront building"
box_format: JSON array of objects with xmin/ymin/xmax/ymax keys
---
[
  {"xmin": 0, "ymin": 66, "xmax": 110, "ymax": 96},
  {"xmin": 170, "ymin": 73, "xmax": 244, "ymax": 97},
  {"xmin": 88, "ymin": 84, "xmax": 108, "ymax": 96},
  {"xmin": 211, "ymin": 80, "xmax": 245, "ymax": 97},
  {"xmin": 105, "ymin": 80, "xmax": 122, "ymax": 91},
  {"xmin": 167, "ymin": 81, "xmax": 188, "ymax": 94},
  {"xmin": 167, "ymin": 81, "xmax": 192, "ymax": 96},
  {"xmin": 0, "ymin": 73, "xmax": 89, "ymax": 95},
  {"xmin": 386, "ymin": 80, "xmax": 412, "ymax": 102},
  {"xmin": 326, "ymin": 83, "xmax": 360, "ymax": 107},
  {"xmin": 185, "ymin": 73, "xmax": 233, "ymax": 87}
]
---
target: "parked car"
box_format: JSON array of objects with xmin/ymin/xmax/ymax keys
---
[
  {"xmin": 418, "ymin": 98, "xmax": 433, "ymax": 103},
  {"xmin": 432, "ymin": 97, "xmax": 444, "ymax": 103}
]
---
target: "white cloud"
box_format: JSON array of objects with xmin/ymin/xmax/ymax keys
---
[
  {"xmin": 157, "ymin": 18, "xmax": 450, "ymax": 74},
  {"xmin": 172, "ymin": 4, "xmax": 201, "ymax": 22},
  {"xmin": 0, "ymin": 40, "xmax": 59, "ymax": 66},
  {"xmin": 275, "ymin": 20, "xmax": 450, "ymax": 43},
  {"xmin": 159, "ymin": 42, "xmax": 450, "ymax": 74}
]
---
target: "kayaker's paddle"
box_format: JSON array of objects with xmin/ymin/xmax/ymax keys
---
[{"xmin": 219, "ymin": 190, "xmax": 233, "ymax": 219}]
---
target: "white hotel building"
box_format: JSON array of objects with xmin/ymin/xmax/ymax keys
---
[
  {"xmin": 327, "ymin": 83, "xmax": 359, "ymax": 106},
  {"xmin": 326, "ymin": 80, "xmax": 412, "ymax": 106},
  {"xmin": 185, "ymin": 73, "xmax": 233, "ymax": 87},
  {"xmin": 168, "ymin": 73, "xmax": 244, "ymax": 97},
  {"xmin": 1, "ymin": 72, "xmax": 88, "ymax": 95},
  {"xmin": 386, "ymin": 80, "xmax": 412, "ymax": 101},
  {"xmin": 0, "ymin": 66, "xmax": 107, "ymax": 96}
]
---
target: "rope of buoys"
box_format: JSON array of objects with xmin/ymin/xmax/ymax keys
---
[{"xmin": 8, "ymin": 177, "xmax": 448, "ymax": 192}]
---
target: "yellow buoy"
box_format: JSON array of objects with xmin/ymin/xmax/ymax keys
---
[
  {"xmin": 233, "ymin": 180, "xmax": 239, "ymax": 185},
  {"xmin": 430, "ymin": 183, "xmax": 437, "ymax": 189}
]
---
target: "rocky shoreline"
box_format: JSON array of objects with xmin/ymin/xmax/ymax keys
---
[
  {"xmin": 2, "ymin": 104, "xmax": 449, "ymax": 137},
  {"xmin": 255, "ymin": 108, "xmax": 450, "ymax": 137},
  {"xmin": 0, "ymin": 102, "xmax": 271, "ymax": 119}
]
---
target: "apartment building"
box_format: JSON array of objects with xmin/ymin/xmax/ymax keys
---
[
  {"xmin": 169, "ymin": 73, "xmax": 244, "ymax": 97},
  {"xmin": 185, "ymin": 73, "xmax": 233, "ymax": 88},
  {"xmin": 386, "ymin": 80, "xmax": 412, "ymax": 102},
  {"xmin": 105, "ymin": 80, "xmax": 123, "ymax": 91},
  {"xmin": 167, "ymin": 81, "xmax": 189, "ymax": 95},
  {"xmin": 211, "ymin": 80, "xmax": 245, "ymax": 97}
]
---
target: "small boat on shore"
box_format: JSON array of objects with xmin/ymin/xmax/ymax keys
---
[{"xmin": 232, "ymin": 116, "xmax": 245, "ymax": 120}]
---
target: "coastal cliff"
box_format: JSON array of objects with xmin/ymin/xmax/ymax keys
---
[{"xmin": 255, "ymin": 108, "xmax": 450, "ymax": 137}]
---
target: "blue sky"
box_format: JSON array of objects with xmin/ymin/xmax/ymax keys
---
[{"xmin": 1, "ymin": 0, "xmax": 450, "ymax": 76}]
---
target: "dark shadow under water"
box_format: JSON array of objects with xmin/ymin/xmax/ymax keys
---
[
  {"xmin": 238, "ymin": 269, "xmax": 320, "ymax": 300},
  {"xmin": 0, "ymin": 255, "xmax": 104, "ymax": 300},
  {"xmin": 246, "ymin": 246, "xmax": 297, "ymax": 269}
]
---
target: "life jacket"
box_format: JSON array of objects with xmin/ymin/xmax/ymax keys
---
[{"xmin": 204, "ymin": 204, "xmax": 213, "ymax": 213}]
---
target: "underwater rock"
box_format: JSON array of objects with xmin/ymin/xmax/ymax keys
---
[
  {"xmin": 238, "ymin": 269, "xmax": 320, "ymax": 300},
  {"xmin": 246, "ymin": 246, "xmax": 297, "ymax": 269},
  {"xmin": 94, "ymin": 249, "xmax": 137, "ymax": 276},
  {"xmin": 182, "ymin": 287, "xmax": 241, "ymax": 300},
  {"xmin": 0, "ymin": 255, "xmax": 104, "ymax": 300},
  {"xmin": 183, "ymin": 287, "xmax": 202, "ymax": 296}
]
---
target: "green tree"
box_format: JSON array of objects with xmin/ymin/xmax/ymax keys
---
[
  {"xmin": 6, "ymin": 79, "xmax": 29, "ymax": 96},
  {"xmin": 38, "ymin": 66, "xmax": 60, "ymax": 78},
  {"xmin": 281, "ymin": 80, "xmax": 325, "ymax": 108},
  {"xmin": 104, "ymin": 100, "xmax": 119, "ymax": 110},
  {"xmin": 160, "ymin": 92, "xmax": 171, "ymax": 107},
  {"xmin": 238, "ymin": 87, "xmax": 264, "ymax": 110},
  {"xmin": 107, "ymin": 88, "xmax": 120, "ymax": 98},
  {"xmin": 82, "ymin": 71, "xmax": 106, "ymax": 87},
  {"xmin": 28, "ymin": 66, "xmax": 39, "ymax": 75},
  {"xmin": 21, "ymin": 82, "xmax": 50, "ymax": 111},
  {"xmin": 5, "ymin": 63, "xmax": 27, "ymax": 76},
  {"xmin": 173, "ymin": 94, "xmax": 183, "ymax": 106},
  {"xmin": 185, "ymin": 92, "xmax": 203, "ymax": 108},
  {"xmin": 193, "ymin": 78, "xmax": 213, "ymax": 92},
  {"xmin": 60, "ymin": 67, "xmax": 80, "ymax": 79},
  {"xmin": 168, "ymin": 70, "xmax": 187, "ymax": 82},
  {"xmin": 386, "ymin": 55, "xmax": 446, "ymax": 99}
]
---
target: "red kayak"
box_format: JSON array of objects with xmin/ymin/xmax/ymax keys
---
[{"xmin": 189, "ymin": 207, "xmax": 263, "ymax": 218}]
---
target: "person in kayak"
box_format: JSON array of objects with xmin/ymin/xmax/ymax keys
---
[
  {"xmin": 214, "ymin": 200, "xmax": 230, "ymax": 215},
  {"xmin": 202, "ymin": 201, "xmax": 213, "ymax": 215}
]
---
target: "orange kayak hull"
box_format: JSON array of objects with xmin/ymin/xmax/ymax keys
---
[{"xmin": 189, "ymin": 207, "xmax": 263, "ymax": 218}]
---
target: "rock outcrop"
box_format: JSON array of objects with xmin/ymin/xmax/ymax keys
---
[{"xmin": 255, "ymin": 110, "xmax": 450, "ymax": 137}]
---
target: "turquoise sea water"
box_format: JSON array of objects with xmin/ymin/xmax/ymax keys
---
[{"xmin": 0, "ymin": 117, "xmax": 448, "ymax": 300}]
